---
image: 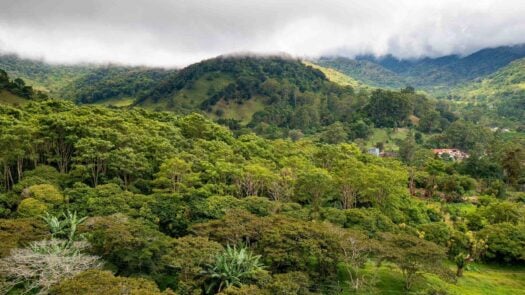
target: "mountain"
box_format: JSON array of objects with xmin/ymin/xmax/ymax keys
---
[{"xmin": 316, "ymin": 44, "xmax": 525, "ymax": 93}]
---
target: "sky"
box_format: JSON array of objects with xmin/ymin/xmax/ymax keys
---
[{"xmin": 0, "ymin": 0, "xmax": 524, "ymax": 67}]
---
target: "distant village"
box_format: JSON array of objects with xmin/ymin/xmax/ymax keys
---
[{"xmin": 367, "ymin": 147, "xmax": 469, "ymax": 161}]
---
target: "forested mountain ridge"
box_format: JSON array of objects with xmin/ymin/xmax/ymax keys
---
[
  {"xmin": 316, "ymin": 44, "xmax": 525, "ymax": 92},
  {"xmin": 0, "ymin": 54, "xmax": 175, "ymax": 105}
]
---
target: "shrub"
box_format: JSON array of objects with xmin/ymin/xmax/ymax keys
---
[
  {"xmin": 51, "ymin": 270, "xmax": 174, "ymax": 295},
  {"xmin": 0, "ymin": 239, "xmax": 101, "ymax": 294}
]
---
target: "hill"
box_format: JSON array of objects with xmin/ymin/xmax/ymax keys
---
[{"xmin": 135, "ymin": 55, "xmax": 349, "ymax": 127}]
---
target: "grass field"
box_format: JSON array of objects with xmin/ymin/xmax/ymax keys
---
[
  {"xmin": 210, "ymin": 96, "xmax": 266, "ymax": 124},
  {"xmin": 0, "ymin": 90, "xmax": 28, "ymax": 105},
  {"xmin": 303, "ymin": 61, "xmax": 369, "ymax": 90},
  {"xmin": 93, "ymin": 96, "xmax": 135, "ymax": 107},
  {"xmin": 365, "ymin": 128, "xmax": 410, "ymax": 151},
  {"xmin": 340, "ymin": 262, "xmax": 525, "ymax": 294}
]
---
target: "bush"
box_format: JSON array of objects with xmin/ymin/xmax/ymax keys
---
[
  {"xmin": 0, "ymin": 239, "xmax": 101, "ymax": 294},
  {"xmin": 51, "ymin": 270, "xmax": 174, "ymax": 294},
  {"xmin": 478, "ymin": 223, "xmax": 525, "ymax": 263},
  {"xmin": 81, "ymin": 214, "xmax": 171, "ymax": 276},
  {"xmin": 418, "ymin": 222, "xmax": 451, "ymax": 247},
  {"xmin": 0, "ymin": 218, "xmax": 48, "ymax": 257}
]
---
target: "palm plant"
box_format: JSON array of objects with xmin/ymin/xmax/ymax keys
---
[
  {"xmin": 202, "ymin": 245, "xmax": 265, "ymax": 294},
  {"xmin": 42, "ymin": 210, "xmax": 87, "ymax": 247}
]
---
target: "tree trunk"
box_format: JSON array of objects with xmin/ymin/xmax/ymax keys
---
[{"xmin": 456, "ymin": 265, "xmax": 464, "ymax": 277}]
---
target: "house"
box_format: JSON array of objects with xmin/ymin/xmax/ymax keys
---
[
  {"xmin": 380, "ymin": 151, "xmax": 398, "ymax": 158},
  {"xmin": 367, "ymin": 147, "xmax": 380, "ymax": 157},
  {"xmin": 432, "ymin": 148, "xmax": 469, "ymax": 161}
]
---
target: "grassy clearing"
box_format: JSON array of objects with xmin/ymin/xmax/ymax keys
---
[
  {"xmin": 340, "ymin": 262, "xmax": 525, "ymax": 295},
  {"xmin": 0, "ymin": 90, "xmax": 28, "ymax": 105},
  {"xmin": 93, "ymin": 96, "xmax": 135, "ymax": 107},
  {"xmin": 303, "ymin": 61, "xmax": 368, "ymax": 90},
  {"xmin": 210, "ymin": 96, "xmax": 266, "ymax": 124},
  {"xmin": 172, "ymin": 73, "xmax": 233, "ymax": 107},
  {"xmin": 366, "ymin": 128, "xmax": 409, "ymax": 151}
]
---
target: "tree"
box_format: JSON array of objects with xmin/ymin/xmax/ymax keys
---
[
  {"xmin": 499, "ymin": 145, "xmax": 524, "ymax": 187},
  {"xmin": 17, "ymin": 184, "xmax": 65, "ymax": 217},
  {"xmin": 108, "ymin": 147, "xmax": 149, "ymax": 189},
  {"xmin": 379, "ymin": 233, "xmax": 449, "ymax": 291},
  {"xmin": 294, "ymin": 167, "xmax": 333, "ymax": 218},
  {"xmin": 163, "ymin": 236, "xmax": 223, "ymax": 293},
  {"xmin": 478, "ymin": 223, "xmax": 525, "ymax": 263},
  {"xmin": 155, "ymin": 157, "xmax": 193, "ymax": 193},
  {"xmin": 444, "ymin": 120, "xmax": 491, "ymax": 151},
  {"xmin": 74, "ymin": 137, "xmax": 114, "ymax": 186},
  {"xmin": 320, "ymin": 122, "xmax": 348, "ymax": 144},
  {"xmin": 365, "ymin": 89, "xmax": 413, "ymax": 128},
  {"xmin": 193, "ymin": 210, "xmax": 343, "ymax": 283},
  {"xmin": 236, "ymin": 162, "xmax": 276, "ymax": 197},
  {"xmin": 82, "ymin": 214, "xmax": 171, "ymax": 276},
  {"xmin": 333, "ymin": 158, "xmax": 366, "ymax": 209}
]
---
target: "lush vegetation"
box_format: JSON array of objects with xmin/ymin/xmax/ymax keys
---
[{"xmin": 0, "ymin": 98, "xmax": 523, "ymax": 294}]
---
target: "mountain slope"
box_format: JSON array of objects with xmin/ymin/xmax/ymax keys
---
[
  {"xmin": 0, "ymin": 54, "xmax": 94, "ymax": 94},
  {"xmin": 452, "ymin": 57, "xmax": 525, "ymax": 123},
  {"xmin": 301, "ymin": 61, "xmax": 370, "ymax": 90},
  {"xmin": 315, "ymin": 57, "xmax": 407, "ymax": 89},
  {"xmin": 0, "ymin": 68, "xmax": 48, "ymax": 105},
  {"xmin": 0, "ymin": 54, "xmax": 174, "ymax": 105},
  {"xmin": 317, "ymin": 44, "xmax": 525, "ymax": 92},
  {"xmin": 135, "ymin": 55, "xmax": 331, "ymax": 118},
  {"xmin": 58, "ymin": 66, "xmax": 173, "ymax": 104}
]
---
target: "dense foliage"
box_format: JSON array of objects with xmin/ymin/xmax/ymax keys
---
[{"xmin": 0, "ymin": 99, "xmax": 523, "ymax": 294}]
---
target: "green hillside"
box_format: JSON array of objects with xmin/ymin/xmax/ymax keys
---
[
  {"xmin": 0, "ymin": 89, "xmax": 27, "ymax": 105},
  {"xmin": 316, "ymin": 57, "xmax": 407, "ymax": 89},
  {"xmin": 0, "ymin": 54, "xmax": 173, "ymax": 104},
  {"xmin": 0, "ymin": 68, "xmax": 47, "ymax": 104},
  {"xmin": 136, "ymin": 55, "xmax": 333, "ymax": 124},
  {"xmin": 58, "ymin": 66, "xmax": 173, "ymax": 104},
  {"xmin": 452, "ymin": 58, "xmax": 525, "ymax": 124},
  {"xmin": 0, "ymin": 54, "xmax": 94, "ymax": 94},
  {"xmin": 302, "ymin": 61, "xmax": 369, "ymax": 90}
]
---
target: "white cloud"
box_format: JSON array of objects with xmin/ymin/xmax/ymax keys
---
[{"xmin": 0, "ymin": 0, "xmax": 524, "ymax": 67}]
